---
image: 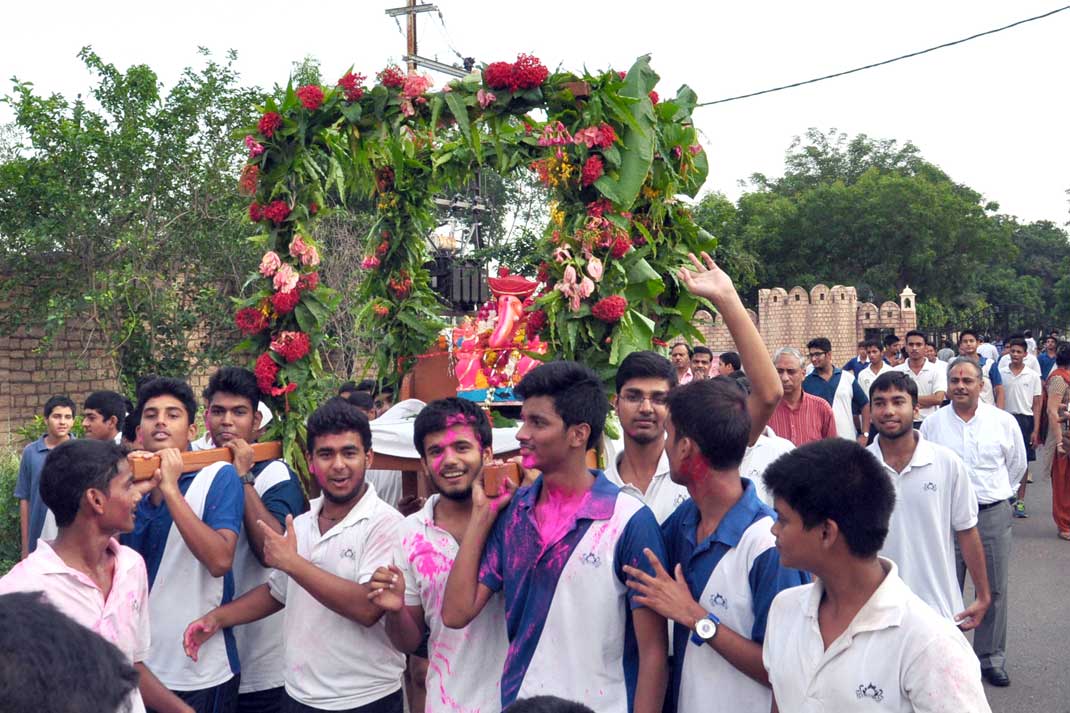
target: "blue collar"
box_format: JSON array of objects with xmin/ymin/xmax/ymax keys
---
[
  {"xmin": 682, "ymin": 479, "xmax": 766, "ymax": 549},
  {"xmin": 515, "ymin": 469, "xmax": 619, "ymax": 522},
  {"xmin": 805, "ymin": 365, "xmax": 843, "ymax": 382}
]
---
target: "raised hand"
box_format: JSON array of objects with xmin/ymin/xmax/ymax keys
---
[
  {"xmin": 259, "ymin": 515, "xmax": 302, "ymax": 575},
  {"xmin": 677, "ymin": 251, "xmax": 738, "ymax": 306},
  {"xmin": 183, "ymin": 615, "xmax": 221, "ymax": 662},
  {"xmin": 224, "ymin": 439, "xmax": 255, "ymax": 477},
  {"xmin": 366, "ymin": 564, "xmax": 407, "ymax": 612},
  {"xmin": 473, "ymin": 468, "xmax": 517, "ymax": 522}
]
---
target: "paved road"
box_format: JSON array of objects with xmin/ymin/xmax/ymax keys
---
[{"xmin": 972, "ymin": 465, "xmax": 1070, "ymax": 713}]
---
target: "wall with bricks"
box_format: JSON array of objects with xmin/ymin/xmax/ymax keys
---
[{"xmin": 693, "ymin": 285, "xmax": 917, "ymax": 367}]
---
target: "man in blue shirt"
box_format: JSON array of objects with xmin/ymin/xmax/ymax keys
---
[
  {"xmin": 843, "ymin": 340, "xmax": 869, "ymax": 376},
  {"xmin": 622, "ymin": 252, "xmax": 808, "ymax": 713},
  {"xmin": 123, "ymin": 377, "xmax": 244, "ymax": 713},
  {"xmin": 1038, "ymin": 335, "xmax": 1058, "ymax": 381},
  {"xmin": 15, "ymin": 394, "xmax": 75, "ymax": 557},
  {"xmin": 442, "ymin": 360, "xmax": 669, "ymax": 713}
]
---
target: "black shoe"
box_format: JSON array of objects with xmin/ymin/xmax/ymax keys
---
[{"xmin": 982, "ymin": 667, "xmax": 1010, "ymax": 687}]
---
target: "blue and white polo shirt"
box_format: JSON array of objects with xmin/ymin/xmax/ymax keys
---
[
  {"xmin": 662, "ymin": 479, "xmax": 809, "ymax": 713},
  {"xmin": 478, "ymin": 470, "xmax": 666, "ymax": 713},
  {"xmin": 122, "ymin": 462, "xmax": 244, "ymax": 691}
]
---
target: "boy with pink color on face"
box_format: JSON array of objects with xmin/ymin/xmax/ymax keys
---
[
  {"xmin": 183, "ymin": 398, "xmax": 405, "ymax": 713},
  {"xmin": 367, "ymin": 398, "xmax": 509, "ymax": 713},
  {"xmin": 0, "ymin": 439, "xmax": 193, "ymax": 713}
]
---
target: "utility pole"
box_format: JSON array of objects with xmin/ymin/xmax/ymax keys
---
[{"xmin": 405, "ymin": 0, "xmax": 417, "ymax": 74}]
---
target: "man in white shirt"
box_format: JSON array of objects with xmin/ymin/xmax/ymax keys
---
[
  {"xmin": 921, "ymin": 358, "xmax": 1027, "ymax": 688},
  {"xmin": 856, "ymin": 340, "xmax": 893, "ymax": 399},
  {"xmin": 998, "ymin": 337, "xmax": 1043, "ymax": 519},
  {"xmin": 368, "ymin": 397, "xmax": 508, "ymax": 713},
  {"xmin": 996, "ymin": 334, "xmax": 1041, "ymax": 375},
  {"xmin": 977, "ymin": 336, "xmax": 1000, "ymax": 364},
  {"xmin": 761, "ymin": 438, "xmax": 991, "ymax": 713},
  {"xmin": 867, "ymin": 371, "xmax": 990, "ymax": 626},
  {"xmin": 183, "ymin": 398, "xmax": 406, "ymax": 712},
  {"xmin": 893, "ymin": 330, "xmax": 947, "ymax": 426}
]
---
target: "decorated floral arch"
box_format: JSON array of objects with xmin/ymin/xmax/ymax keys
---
[{"xmin": 233, "ymin": 54, "xmax": 712, "ymax": 476}]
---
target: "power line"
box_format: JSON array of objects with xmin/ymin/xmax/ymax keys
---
[{"xmin": 696, "ymin": 5, "xmax": 1070, "ymax": 107}]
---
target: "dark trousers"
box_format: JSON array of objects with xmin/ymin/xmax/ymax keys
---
[
  {"xmin": 238, "ymin": 687, "xmax": 284, "ymax": 713},
  {"xmin": 164, "ymin": 676, "xmax": 240, "ymax": 713},
  {"xmin": 281, "ymin": 689, "xmax": 402, "ymax": 713}
]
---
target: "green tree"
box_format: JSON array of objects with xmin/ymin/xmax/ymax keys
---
[{"xmin": 0, "ymin": 48, "xmax": 266, "ymax": 391}]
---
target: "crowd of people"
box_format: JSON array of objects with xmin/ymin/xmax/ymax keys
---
[{"xmin": 4, "ymin": 252, "xmax": 1061, "ymax": 713}]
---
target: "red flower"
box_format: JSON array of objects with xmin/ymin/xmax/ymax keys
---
[
  {"xmin": 297, "ymin": 272, "xmax": 319, "ymax": 292},
  {"xmin": 309, "ymin": 202, "xmax": 319, "ymax": 214},
  {"xmin": 254, "ymin": 352, "xmax": 281, "ymax": 393},
  {"xmin": 271, "ymin": 290, "xmax": 301, "ymax": 314},
  {"xmin": 373, "ymin": 304, "xmax": 390, "ymax": 317},
  {"xmin": 271, "ymin": 331, "xmax": 311, "ymax": 363},
  {"xmin": 235, "ymin": 307, "xmax": 268, "ymax": 335},
  {"xmin": 483, "ymin": 62, "xmax": 514, "ymax": 91},
  {"xmin": 248, "ymin": 202, "xmax": 263, "ymax": 222},
  {"xmin": 378, "ymin": 65, "xmax": 405, "ymax": 88},
  {"xmin": 337, "ymin": 72, "xmax": 366, "ymax": 101},
  {"xmin": 652, "ymin": 337, "xmax": 668, "ymax": 347},
  {"xmin": 262, "ymin": 200, "xmax": 291, "ymax": 224},
  {"xmin": 296, "ymin": 85, "xmax": 325, "ymax": 111},
  {"xmin": 497, "ymin": 266, "xmax": 510, "ymax": 278},
  {"xmin": 648, "ymin": 90, "xmax": 659, "ymax": 105},
  {"xmin": 388, "ymin": 270, "xmax": 413, "ymax": 299},
  {"xmin": 258, "ymin": 112, "xmax": 282, "ymax": 138},
  {"xmin": 536, "ymin": 261, "xmax": 550, "ymax": 284},
  {"xmin": 527, "ymin": 308, "xmax": 547, "ymax": 334},
  {"xmin": 375, "ymin": 166, "xmax": 395, "ymax": 194},
  {"xmin": 592, "ymin": 295, "xmax": 627, "ymax": 323},
  {"xmin": 598, "ymin": 123, "xmax": 617, "ymax": 148},
  {"xmin": 581, "ymin": 155, "xmax": 604, "ymax": 187},
  {"xmin": 237, "ymin": 164, "xmax": 259, "ymax": 197},
  {"xmin": 483, "ymin": 54, "xmax": 548, "ymax": 92},
  {"xmin": 376, "ymin": 240, "xmax": 389, "ymax": 257},
  {"xmin": 587, "ymin": 198, "xmax": 613, "ymax": 218},
  {"xmin": 611, "ymin": 234, "xmax": 633, "ymax": 259}
]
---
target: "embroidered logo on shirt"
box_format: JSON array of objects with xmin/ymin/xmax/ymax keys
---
[
  {"xmin": 856, "ymin": 683, "xmax": 884, "ymax": 702},
  {"xmin": 580, "ymin": 551, "xmax": 603, "ymax": 567},
  {"xmin": 923, "ymin": 482, "xmax": 937, "ymax": 492},
  {"xmin": 341, "ymin": 547, "xmax": 356, "ymax": 560},
  {"xmin": 673, "ymin": 493, "xmax": 688, "ymax": 507},
  {"xmin": 709, "ymin": 592, "xmax": 728, "ymax": 609}
]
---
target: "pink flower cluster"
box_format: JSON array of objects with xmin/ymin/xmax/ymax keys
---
[
  {"xmin": 259, "ymin": 251, "xmax": 299, "ymax": 294},
  {"xmin": 572, "ymin": 123, "xmax": 617, "ymax": 149},
  {"xmin": 245, "ymin": 135, "xmax": 265, "ymax": 157},
  {"xmin": 555, "ymin": 265, "xmax": 595, "ymax": 312},
  {"xmin": 289, "ymin": 234, "xmax": 320, "ymax": 267}
]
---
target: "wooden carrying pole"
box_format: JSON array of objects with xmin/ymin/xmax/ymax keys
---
[{"xmin": 130, "ymin": 442, "xmax": 283, "ymax": 480}]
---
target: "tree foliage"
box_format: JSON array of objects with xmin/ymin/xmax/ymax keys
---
[{"xmin": 0, "ymin": 48, "xmax": 266, "ymax": 392}]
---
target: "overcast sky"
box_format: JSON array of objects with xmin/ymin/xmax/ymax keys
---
[{"xmin": 2, "ymin": 0, "xmax": 1067, "ymax": 223}]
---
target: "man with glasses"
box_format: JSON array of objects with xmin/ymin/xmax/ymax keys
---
[{"xmin": 803, "ymin": 338, "xmax": 869, "ymax": 445}]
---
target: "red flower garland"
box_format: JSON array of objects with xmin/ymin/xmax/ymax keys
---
[
  {"xmin": 581, "ymin": 155, "xmax": 604, "ymax": 187},
  {"xmin": 254, "ymin": 352, "xmax": 280, "ymax": 393},
  {"xmin": 248, "ymin": 203, "xmax": 263, "ymax": 222},
  {"xmin": 592, "ymin": 295, "xmax": 627, "ymax": 323},
  {"xmin": 262, "ymin": 200, "xmax": 291, "ymax": 224},
  {"xmin": 296, "ymin": 85, "xmax": 325, "ymax": 111},
  {"xmin": 610, "ymin": 233, "xmax": 633, "ymax": 259},
  {"xmin": 378, "ymin": 65, "xmax": 405, "ymax": 89},
  {"xmin": 484, "ymin": 54, "xmax": 549, "ymax": 92},
  {"xmin": 270, "ymin": 331, "xmax": 311, "ymax": 363},
  {"xmin": 235, "ymin": 307, "xmax": 268, "ymax": 335},
  {"xmin": 258, "ymin": 112, "xmax": 282, "ymax": 138},
  {"xmin": 271, "ymin": 290, "xmax": 301, "ymax": 314}
]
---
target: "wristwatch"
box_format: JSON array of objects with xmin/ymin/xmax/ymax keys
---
[
  {"xmin": 690, "ymin": 612, "xmax": 720, "ymax": 646},
  {"xmin": 239, "ymin": 472, "xmax": 257, "ymax": 486}
]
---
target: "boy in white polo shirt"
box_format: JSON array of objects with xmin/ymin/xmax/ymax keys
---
[
  {"xmin": 183, "ymin": 398, "xmax": 405, "ymax": 712},
  {"xmin": 998, "ymin": 337, "xmax": 1043, "ymax": 518},
  {"xmin": 367, "ymin": 397, "xmax": 508, "ymax": 713},
  {"xmin": 867, "ymin": 371, "xmax": 991, "ymax": 626},
  {"xmin": 893, "ymin": 331, "xmax": 948, "ymax": 427},
  {"xmin": 0, "ymin": 438, "xmax": 193, "ymax": 713},
  {"xmin": 122, "ymin": 377, "xmax": 245, "ymax": 712},
  {"xmin": 761, "ymin": 439, "xmax": 991, "ymax": 712},
  {"xmin": 442, "ymin": 360, "xmax": 669, "ymax": 713}
]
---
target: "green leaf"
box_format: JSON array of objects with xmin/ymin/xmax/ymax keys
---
[{"xmin": 626, "ymin": 257, "xmax": 660, "ymax": 284}]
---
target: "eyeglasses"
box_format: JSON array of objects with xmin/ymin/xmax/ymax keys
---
[
  {"xmin": 619, "ymin": 392, "xmax": 669, "ymax": 407},
  {"xmin": 808, "ymin": 352, "xmax": 828, "ymax": 359}
]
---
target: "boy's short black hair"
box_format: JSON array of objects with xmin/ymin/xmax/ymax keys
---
[
  {"xmin": 338, "ymin": 381, "xmax": 358, "ymax": 395},
  {"xmin": 957, "ymin": 329, "xmax": 979, "ymax": 344},
  {"xmin": 614, "ymin": 350, "xmax": 676, "ymax": 393},
  {"xmin": 515, "ymin": 361, "xmax": 608, "ymax": 450},
  {"xmin": 868, "ymin": 371, "xmax": 918, "ymax": 405},
  {"xmin": 83, "ymin": 391, "xmax": 127, "ymax": 430},
  {"xmin": 904, "ymin": 329, "xmax": 926, "ymax": 342},
  {"xmin": 862, "ymin": 339, "xmax": 881, "ymax": 351},
  {"xmin": 1056, "ymin": 342, "xmax": 1070, "ymax": 368},
  {"xmin": 762, "ymin": 439, "xmax": 895, "ymax": 558},
  {"xmin": 136, "ymin": 377, "xmax": 198, "ymax": 423},
  {"xmin": 345, "ymin": 391, "xmax": 375, "ymax": 413},
  {"xmin": 1006, "ymin": 336, "xmax": 1028, "ymax": 350},
  {"xmin": 307, "ymin": 397, "xmax": 372, "ymax": 452},
  {"xmin": 666, "ymin": 377, "xmax": 750, "ymax": 469},
  {"xmin": 506, "ymin": 697, "xmax": 595, "ymax": 713},
  {"xmin": 203, "ymin": 367, "xmax": 260, "ymax": 411},
  {"xmin": 40, "ymin": 440, "xmax": 127, "ymax": 528},
  {"xmin": 413, "ymin": 398, "xmax": 493, "ymax": 457},
  {"xmin": 718, "ymin": 351, "xmax": 741, "ymax": 370},
  {"xmin": 883, "ymin": 334, "xmax": 900, "ymax": 348},
  {"xmin": 806, "ymin": 337, "xmax": 832, "ymax": 354},
  {"xmin": 356, "ymin": 379, "xmax": 376, "ymax": 393},
  {"xmin": 43, "ymin": 395, "xmax": 75, "ymax": 419},
  {"xmin": 0, "ymin": 592, "xmax": 140, "ymax": 713},
  {"xmin": 692, "ymin": 345, "xmax": 713, "ymax": 359}
]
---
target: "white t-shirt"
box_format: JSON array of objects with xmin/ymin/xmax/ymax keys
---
[
  {"xmin": 763, "ymin": 559, "xmax": 991, "ymax": 713},
  {"xmin": 998, "ymin": 364, "xmax": 1043, "ymax": 416},
  {"xmin": 977, "ymin": 343, "xmax": 1000, "ymax": 363},
  {"xmin": 740, "ymin": 427, "xmax": 795, "ymax": 505},
  {"xmin": 268, "ymin": 485, "xmax": 405, "ymax": 710},
  {"xmin": 893, "ymin": 360, "xmax": 948, "ymax": 420},
  {"xmin": 997, "ymin": 353, "xmax": 1040, "ymax": 375},
  {"xmin": 602, "ymin": 446, "xmax": 689, "ymax": 524},
  {"xmin": 856, "ymin": 362, "xmax": 894, "ymax": 401},
  {"xmin": 396, "ymin": 496, "xmax": 509, "ymax": 713},
  {"xmin": 869, "ymin": 435, "xmax": 978, "ymax": 619}
]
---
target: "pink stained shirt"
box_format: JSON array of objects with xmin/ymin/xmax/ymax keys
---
[
  {"xmin": 767, "ymin": 392, "xmax": 838, "ymax": 447},
  {"xmin": 0, "ymin": 537, "xmax": 151, "ymax": 666}
]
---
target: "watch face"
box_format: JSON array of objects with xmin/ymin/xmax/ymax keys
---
[{"xmin": 696, "ymin": 618, "xmax": 717, "ymax": 639}]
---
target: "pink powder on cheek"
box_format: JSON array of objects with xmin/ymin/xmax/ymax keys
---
[
  {"xmin": 521, "ymin": 453, "xmax": 537, "ymax": 468},
  {"xmin": 310, "ymin": 463, "xmax": 328, "ymax": 489},
  {"xmin": 679, "ymin": 453, "xmax": 710, "ymax": 484}
]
